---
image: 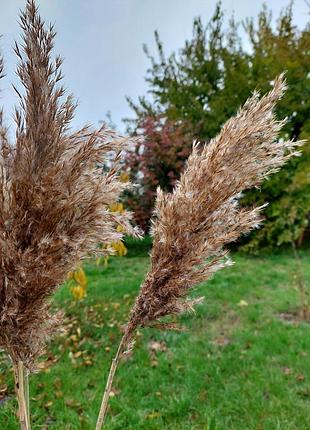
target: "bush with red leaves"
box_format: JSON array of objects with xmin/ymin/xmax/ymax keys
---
[{"xmin": 125, "ymin": 115, "xmax": 192, "ymax": 231}]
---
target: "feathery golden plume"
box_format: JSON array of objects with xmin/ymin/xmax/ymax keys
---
[
  {"xmin": 0, "ymin": 1, "xmax": 139, "ymax": 427},
  {"xmin": 96, "ymin": 74, "xmax": 303, "ymax": 428}
]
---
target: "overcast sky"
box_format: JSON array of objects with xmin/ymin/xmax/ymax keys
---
[{"xmin": 0, "ymin": 0, "xmax": 308, "ymax": 134}]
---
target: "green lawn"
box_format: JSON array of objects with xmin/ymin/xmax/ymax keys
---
[{"xmin": 1, "ymin": 243, "xmax": 310, "ymax": 429}]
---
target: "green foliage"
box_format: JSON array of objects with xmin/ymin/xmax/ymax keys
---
[{"xmin": 126, "ymin": 2, "xmax": 310, "ymax": 250}]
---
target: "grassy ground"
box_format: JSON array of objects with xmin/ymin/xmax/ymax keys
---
[{"xmin": 1, "ymin": 242, "xmax": 310, "ymax": 429}]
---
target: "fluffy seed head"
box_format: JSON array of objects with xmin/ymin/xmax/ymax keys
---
[
  {"xmin": 0, "ymin": 0, "xmax": 139, "ymax": 370},
  {"xmin": 127, "ymin": 74, "xmax": 302, "ymax": 333}
]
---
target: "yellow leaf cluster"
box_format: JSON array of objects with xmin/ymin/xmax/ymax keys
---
[
  {"xmin": 111, "ymin": 241, "xmax": 127, "ymax": 257},
  {"xmin": 119, "ymin": 171, "xmax": 130, "ymax": 183},
  {"xmin": 96, "ymin": 202, "xmax": 128, "ymax": 267},
  {"xmin": 109, "ymin": 202, "xmax": 125, "ymax": 214},
  {"xmin": 67, "ymin": 266, "xmax": 87, "ymax": 300},
  {"xmin": 70, "ymin": 285, "xmax": 86, "ymax": 300}
]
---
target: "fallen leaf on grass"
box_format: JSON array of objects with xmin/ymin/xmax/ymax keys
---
[
  {"xmin": 112, "ymin": 302, "xmax": 120, "ymax": 310},
  {"xmin": 108, "ymin": 321, "xmax": 116, "ymax": 328},
  {"xmin": 109, "ymin": 388, "xmax": 121, "ymax": 397},
  {"xmin": 44, "ymin": 401, "xmax": 53, "ymax": 409},
  {"xmin": 148, "ymin": 340, "xmax": 168, "ymax": 367},
  {"xmin": 297, "ymin": 374, "xmax": 305, "ymax": 382},
  {"xmin": 37, "ymin": 354, "xmax": 59, "ymax": 372},
  {"xmin": 212, "ymin": 337, "xmax": 231, "ymax": 347},
  {"xmin": 0, "ymin": 385, "xmax": 7, "ymax": 399},
  {"xmin": 93, "ymin": 323, "xmax": 104, "ymax": 328},
  {"xmin": 83, "ymin": 358, "xmax": 93, "ymax": 366},
  {"xmin": 146, "ymin": 411, "xmax": 160, "ymax": 419},
  {"xmin": 238, "ymin": 300, "xmax": 248, "ymax": 307},
  {"xmin": 148, "ymin": 340, "xmax": 167, "ymax": 353},
  {"xmin": 65, "ymin": 399, "xmax": 84, "ymax": 414}
]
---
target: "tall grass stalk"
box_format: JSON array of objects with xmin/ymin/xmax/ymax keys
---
[
  {"xmin": 96, "ymin": 75, "xmax": 303, "ymax": 428},
  {"xmin": 96, "ymin": 334, "xmax": 127, "ymax": 430}
]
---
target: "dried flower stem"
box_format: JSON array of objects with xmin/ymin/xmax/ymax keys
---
[
  {"xmin": 13, "ymin": 361, "xmax": 31, "ymax": 430},
  {"xmin": 95, "ymin": 333, "xmax": 128, "ymax": 430},
  {"xmin": 95, "ymin": 75, "xmax": 302, "ymax": 427}
]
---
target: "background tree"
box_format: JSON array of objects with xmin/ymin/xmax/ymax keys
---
[
  {"xmin": 125, "ymin": 116, "xmax": 191, "ymax": 230},
  {"xmin": 126, "ymin": 2, "xmax": 310, "ymax": 250}
]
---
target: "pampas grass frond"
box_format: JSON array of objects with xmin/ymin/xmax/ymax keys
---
[
  {"xmin": 127, "ymin": 74, "xmax": 301, "ymax": 330},
  {"xmin": 95, "ymin": 74, "xmax": 303, "ymax": 429},
  {"xmin": 0, "ymin": 0, "xmax": 139, "ymax": 372}
]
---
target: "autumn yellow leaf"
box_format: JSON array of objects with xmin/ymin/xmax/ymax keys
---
[
  {"xmin": 119, "ymin": 171, "xmax": 130, "ymax": 183},
  {"xmin": 146, "ymin": 411, "xmax": 160, "ymax": 419},
  {"xmin": 70, "ymin": 285, "xmax": 87, "ymax": 300},
  {"xmin": 109, "ymin": 202, "xmax": 125, "ymax": 214},
  {"xmin": 111, "ymin": 241, "xmax": 127, "ymax": 257},
  {"xmin": 73, "ymin": 267, "xmax": 87, "ymax": 288},
  {"xmin": 67, "ymin": 266, "xmax": 87, "ymax": 300},
  {"xmin": 116, "ymin": 224, "xmax": 126, "ymax": 233}
]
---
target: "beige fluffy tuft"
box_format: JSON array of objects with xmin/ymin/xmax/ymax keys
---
[{"xmin": 126, "ymin": 74, "xmax": 302, "ymax": 334}]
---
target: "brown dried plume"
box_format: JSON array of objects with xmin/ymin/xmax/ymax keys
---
[
  {"xmin": 128, "ymin": 74, "xmax": 302, "ymax": 338},
  {"xmin": 0, "ymin": 0, "xmax": 139, "ymax": 370}
]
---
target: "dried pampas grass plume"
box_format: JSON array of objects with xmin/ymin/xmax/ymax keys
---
[
  {"xmin": 0, "ymin": 1, "xmax": 139, "ymax": 427},
  {"xmin": 96, "ymin": 74, "xmax": 303, "ymax": 428}
]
